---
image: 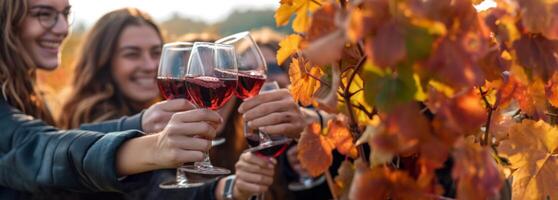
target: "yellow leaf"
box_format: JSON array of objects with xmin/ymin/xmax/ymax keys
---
[
  {"xmin": 289, "ymin": 57, "xmax": 324, "ymax": 106},
  {"xmin": 275, "ymin": 1, "xmax": 295, "ymax": 26},
  {"xmin": 277, "ymin": 34, "xmax": 302, "ymax": 65},
  {"xmin": 498, "ymin": 120, "xmax": 558, "ymax": 200},
  {"xmin": 274, "ymin": 0, "xmax": 324, "ymax": 33}
]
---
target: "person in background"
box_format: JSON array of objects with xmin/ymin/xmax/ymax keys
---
[
  {"xmin": 58, "ymin": 10, "xmax": 279, "ymax": 200},
  {"xmin": 0, "ymin": 0, "xmax": 223, "ymax": 199}
]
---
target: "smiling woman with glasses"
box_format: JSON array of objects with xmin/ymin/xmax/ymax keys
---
[{"xmin": 28, "ymin": 4, "xmax": 73, "ymax": 29}]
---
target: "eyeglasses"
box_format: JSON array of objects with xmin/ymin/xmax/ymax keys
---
[{"xmin": 29, "ymin": 6, "xmax": 74, "ymax": 29}]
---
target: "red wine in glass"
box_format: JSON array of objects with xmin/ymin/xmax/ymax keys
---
[
  {"xmin": 245, "ymin": 134, "xmax": 290, "ymax": 158},
  {"xmin": 186, "ymin": 76, "xmax": 237, "ymax": 110},
  {"xmin": 236, "ymin": 70, "xmax": 266, "ymax": 99},
  {"xmin": 157, "ymin": 77, "xmax": 189, "ymax": 100}
]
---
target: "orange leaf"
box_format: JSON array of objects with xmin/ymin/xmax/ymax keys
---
[
  {"xmin": 288, "ymin": 57, "xmax": 324, "ymax": 106},
  {"xmin": 498, "ymin": 120, "xmax": 558, "ymax": 200},
  {"xmin": 428, "ymin": 88, "xmax": 487, "ymax": 142},
  {"xmin": 349, "ymin": 164, "xmax": 432, "ymax": 200},
  {"xmin": 297, "ymin": 123, "xmax": 333, "ymax": 177},
  {"xmin": 326, "ymin": 118, "xmax": 358, "ymax": 158},
  {"xmin": 277, "ymin": 34, "xmax": 302, "ymax": 65},
  {"xmin": 501, "ymin": 66, "xmax": 548, "ymax": 120},
  {"xmin": 516, "ymin": 0, "xmax": 558, "ymax": 40},
  {"xmin": 547, "ymin": 72, "xmax": 558, "ymax": 107},
  {"xmin": 452, "ymin": 139, "xmax": 503, "ymax": 200},
  {"xmin": 306, "ymin": 1, "xmax": 339, "ymax": 42}
]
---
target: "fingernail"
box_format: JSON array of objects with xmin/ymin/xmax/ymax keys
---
[
  {"xmin": 268, "ymin": 157, "xmax": 277, "ymax": 165},
  {"xmin": 247, "ymin": 121, "xmax": 252, "ymax": 127}
]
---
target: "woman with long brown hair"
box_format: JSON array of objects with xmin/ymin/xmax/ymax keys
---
[
  {"xmin": 58, "ymin": 8, "xmax": 164, "ymax": 128},
  {"xmin": 0, "ymin": 0, "xmax": 223, "ymax": 199}
]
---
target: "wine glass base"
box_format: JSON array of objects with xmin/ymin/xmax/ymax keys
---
[
  {"xmin": 287, "ymin": 175, "xmax": 326, "ymax": 191},
  {"xmin": 159, "ymin": 179, "xmax": 205, "ymax": 189},
  {"xmin": 244, "ymin": 138, "xmax": 292, "ymax": 154},
  {"xmin": 181, "ymin": 164, "xmax": 231, "ymax": 175}
]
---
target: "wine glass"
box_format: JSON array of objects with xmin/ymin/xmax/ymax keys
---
[
  {"xmin": 217, "ymin": 32, "xmax": 291, "ymax": 152},
  {"xmin": 157, "ymin": 42, "xmax": 192, "ymax": 100},
  {"xmin": 157, "ymin": 42, "xmax": 201, "ymax": 189},
  {"xmin": 244, "ymin": 81, "xmax": 292, "ymax": 200},
  {"xmin": 182, "ymin": 42, "xmax": 237, "ymax": 177}
]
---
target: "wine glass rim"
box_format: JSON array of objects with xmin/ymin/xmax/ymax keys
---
[
  {"xmin": 215, "ymin": 31, "xmax": 251, "ymax": 44},
  {"xmin": 163, "ymin": 41, "xmax": 194, "ymax": 47},
  {"xmin": 192, "ymin": 42, "xmax": 234, "ymax": 49}
]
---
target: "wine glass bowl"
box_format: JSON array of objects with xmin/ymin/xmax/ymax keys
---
[
  {"xmin": 157, "ymin": 42, "xmax": 193, "ymax": 100},
  {"xmin": 216, "ymin": 32, "xmax": 267, "ymax": 100},
  {"xmin": 185, "ymin": 42, "xmax": 238, "ymax": 110}
]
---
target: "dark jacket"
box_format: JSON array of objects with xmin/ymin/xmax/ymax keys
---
[
  {"xmin": 0, "ymin": 98, "xmax": 144, "ymax": 199},
  {"xmin": 0, "ymin": 97, "xmax": 219, "ymax": 200}
]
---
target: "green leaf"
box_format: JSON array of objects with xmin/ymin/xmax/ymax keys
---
[{"xmin": 405, "ymin": 23, "xmax": 437, "ymax": 63}]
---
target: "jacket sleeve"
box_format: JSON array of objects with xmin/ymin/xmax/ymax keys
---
[
  {"xmin": 0, "ymin": 101, "xmax": 144, "ymax": 193},
  {"xmin": 78, "ymin": 111, "xmax": 144, "ymax": 133}
]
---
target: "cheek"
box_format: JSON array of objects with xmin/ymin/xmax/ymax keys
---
[{"xmin": 112, "ymin": 59, "xmax": 136, "ymax": 90}]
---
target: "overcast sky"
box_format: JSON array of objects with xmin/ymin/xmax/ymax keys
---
[{"xmin": 70, "ymin": 0, "xmax": 280, "ymax": 25}]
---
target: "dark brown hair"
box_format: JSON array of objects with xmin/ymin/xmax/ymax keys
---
[{"xmin": 58, "ymin": 8, "xmax": 162, "ymax": 128}]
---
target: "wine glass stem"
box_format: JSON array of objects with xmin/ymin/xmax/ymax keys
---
[
  {"xmin": 244, "ymin": 120, "xmax": 273, "ymax": 144},
  {"xmin": 177, "ymin": 165, "xmax": 189, "ymax": 185},
  {"xmin": 194, "ymin": 152, "xmax": 213, "ymax": 170}
]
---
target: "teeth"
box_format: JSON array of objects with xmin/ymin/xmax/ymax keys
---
[
  {"xmin": 39, "ymin": 41, "xmax": 60, "ymax": 49},
  {"xmin": 135, "ymin": 78, "xmax": 155, "ymax": 87}
]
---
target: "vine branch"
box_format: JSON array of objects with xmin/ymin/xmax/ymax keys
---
[
  {"xmin": 343, "ymin": 55, "xmax": 368, "ymax": 164},
  {"xmin": 479, "ymin": 87, "xmax": 495, "ymax": 146}
]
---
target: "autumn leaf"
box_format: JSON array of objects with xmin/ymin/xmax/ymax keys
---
[
  {"xmin": 274, "ymin": 0, "xmax": 324, "ymax": 33},
  {"xmin": 426, "ymin": 37, "xmax": 486, "ymax": 90},
  {"xmin": 297, "ymin": 123, "xmax": 333, "ymax": 177},
  {"xmin": 346, "ymin": 0, "xmax": 390, "ymax": 42},
  {"xmin": 428, "ymin": 88, "xmax": 487, "ymax": 143},
  {"xmin": 547, "ymin": 72, "xmax": 558, "ymax": 108},
  {"xmin": 513, "ymin": 34, "xmax": 558, "ymax": 81},
  {"xmin": 366, "ymin": 19, "xmax": 407, "ymax": 69},
  {"xmin": 452, "ymin": 139, "xmax": 503, "ymax": 200},
  {"xmin": 306, "ymin": 1, "xmax": 339, "ymax": 42},
  {"xmin": 326, "ymin": 117, "xmax": 358, "ymax": 158},
  {"xmin": 498, "ymin": 120, "xmax": 558, "ymax": 200},
  {"xmin": 277, "ymin": 34, "xmax": 302, "ymax": 65},
  {"xmin": 289, "ymin": 57, "xmax": 324, "ymax": 106},
  {"xmin": 515, "ymin": 0, "xmax": 558, "ymax": 40},
  {"xmin": 349, "ymin": 164, "xmax": 432, "ymax": 200}
]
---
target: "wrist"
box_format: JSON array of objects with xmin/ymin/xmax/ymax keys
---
[{"xmin": 116, "ymin": 134, "xmax": 159, "ymax": 176}]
